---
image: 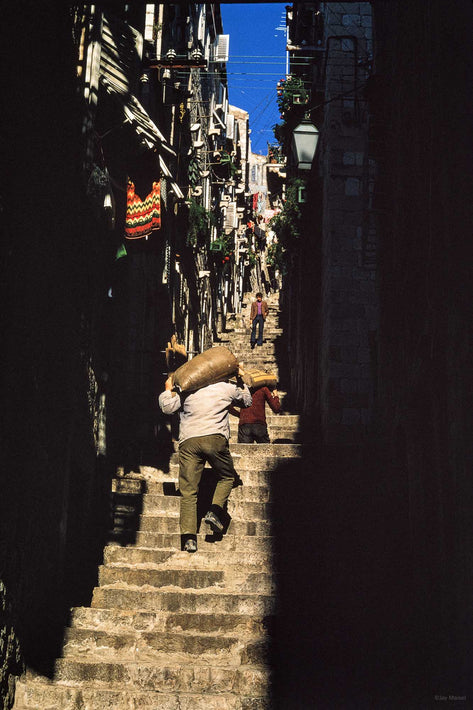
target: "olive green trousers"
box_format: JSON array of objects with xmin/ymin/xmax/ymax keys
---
[{"xmin": 178, "ymin": 434, "xmax": 236, "ymax": 535}]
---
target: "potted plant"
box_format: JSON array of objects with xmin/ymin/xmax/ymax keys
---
[{"xmin": 187, "ymin": 199, "xmax": 215, "ymax": 248}]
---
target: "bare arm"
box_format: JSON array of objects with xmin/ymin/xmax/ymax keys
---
[
  {"xmin": 158, "ymin": 376, "xmax": 181, "ymax": 414},
  {"xmin": 265, "ymin": 387, "xmax": 281, "ymax": 413}
]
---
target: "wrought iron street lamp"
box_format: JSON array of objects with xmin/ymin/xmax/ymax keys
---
[{"xmin": 292, "ymin": 118, "xmax": 319, "ymax": 170}]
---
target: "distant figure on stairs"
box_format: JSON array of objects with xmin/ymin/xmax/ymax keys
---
[
  {"xmin": 158, "ymin": 369, "xmax": 252, "ymax": 553},
  {"xmin": 234, "ymin": 385, "xmax": 281, "ymax": 443},
  {"xmin": 249, "ymin": 292, "xmax": 269, "ymax": 349}
]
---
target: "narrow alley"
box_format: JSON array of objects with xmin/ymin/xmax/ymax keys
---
[{"xmin": 13, "ymin": 291, "xmax": 303, "ymax": 708}]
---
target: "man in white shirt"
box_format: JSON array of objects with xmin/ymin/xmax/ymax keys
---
[{"xmin": 159, "ymin": 372, "xmax": 251, "ymax": 552}]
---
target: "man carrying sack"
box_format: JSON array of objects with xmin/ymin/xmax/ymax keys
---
[
  {"xmin": 249, "ymin": 292, "xmax": 269, "ymax": 349},
  {"xmin": 158, "ymin": 365, "xmax": 251, "ymax": 553}
]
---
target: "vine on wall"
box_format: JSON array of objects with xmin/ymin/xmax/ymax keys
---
[
  {"xmin": 269, "ymin": 178, "xmax": 306, "ymax": 246},
  {"xmin": 187, "ymin": 200, "xmax": 215, "ymax": 248}
]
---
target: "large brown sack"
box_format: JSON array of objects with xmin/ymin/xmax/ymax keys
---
[
  {"xmin": 173, "ymin": 346, "xmax": 239, "ymax": 393},
  {"xmin": 242, "ymin": 368, "xmax": 278, "ymax": 389}
]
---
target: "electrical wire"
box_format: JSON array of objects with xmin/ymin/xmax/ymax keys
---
[
  {"xmin": 250, "ymin": 91, "xmax": 277, "ymax": 126},
  {"xmin": 237, "ymin": 85, "xmax": 273, "ymax": 114},
  {"xmin": 226, "ymin": 72, "xmax": 288, "ymax": 75},
  {"xmin": 229, "ymin": 86, "xmax": 279, "ymax": 90}
]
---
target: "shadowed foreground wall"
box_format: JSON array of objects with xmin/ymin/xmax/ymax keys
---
[
  {"xmin": 0, "ymin": 7, "xmax": 113, "ymax": 705},
  {"xmin": 369, "ymin": 1, "xmax": 473, "ymax": 697},
  {"xmin": 278, "ymin": 1, "xmax": 473, "ymax": 704}
]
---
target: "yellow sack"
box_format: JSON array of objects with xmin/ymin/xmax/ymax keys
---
[{"xmin": 242, "ymin": 369, "xmax": 278, "ymax": 389}]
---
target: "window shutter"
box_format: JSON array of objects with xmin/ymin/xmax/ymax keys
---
[
  {"xmin": 101, "ymin": 14, "xmax": 143, "ymax": 94},
  {"xmin": 226, "ymin": 114, "xmax": 235, "ymax": 140},
  {"xmin": 224, "ymin": 202, "xmax": 237, "ymax": 232},
  {"xmin": 144, "ymin": 5, "xmax": 155, "ymax": 42},
  {"xmin": 213, "ymin": 34, "xmax": 229, "ymax": 62}
]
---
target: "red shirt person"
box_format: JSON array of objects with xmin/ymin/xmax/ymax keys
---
[{"xmin": 236, "ymin": 385, "xmax": 281, "ymax": 443}]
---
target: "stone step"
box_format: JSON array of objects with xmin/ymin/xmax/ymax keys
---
[
  {"xmin": 239, "ymin": 425, "xmax": 299, "ymax": 439},
  {"xmin": 229, "ymin": 428, "xmax": 301, "ymax": 443},
  {"xmin": 237, "ymin": 443, "xmax": 302, "ymax": 457},
  {"xmin": 62, "ymin": 627, "xmax": 268, "ymax": 665},
  {"xmin": 224, "ymin": 349, "xmax": 280, "ymax": 359},
  {"xmin": 223, "ymin": 320, "xmax": 281, "ymax": 328},
  {"xmin": 13, "ymin": 681, "xmax": 270, "ymax": 710},
  {"xmin": 103, "ymin": 545, "xmax": 272, "ymax": 569},
  {"xmin": 219, "ymin": 323, "xmax": 282, "ymax": 332},
  {"xmin": 97, "ymin": 565, "xmax": 230, "ymax": 591},
  {"xmin": 124, "ymin": 486, "xmax": 271, "ymax": 507},
  {"xmin": 113, "ymin": 478, "xmax": 271, "ymax": 502},
  {"xmin": 99, "ymin": 565, "xmax": 273, "ymax": 597},
  {"xmin": 136, "ymin": 495, "xmax": 273, "ymax": 520},
  {"xmin": 160, "ymin": 442, "xmax": 301, "ymax": 463},
  {"xmin": 219, "ymin": 340, "xmax": 278, "ymax": 349},
  {"xmin": 129, "ymin": 532, "xmax": 274, "ymax": 553},
  {"xmin": 237, "ymin": 356, "xmax": 279, "ymax": 364},
  {"xmin": 238, "ymin": 357, "xmax": 280, "ymax": 365},
  {"xmin": 98, "ymin": 565, "xmax": 274, "ymax": 594},
  {"xmin": 228, "ymin": 337, "xmax": 281, "ymax": 344},
  {"xmin": 230, "ymin": 428, "xmax": 299, "ymax": 438},
  {"xmin": 157, "ymin": 442, "xmax": 298, "ymax": 457},
  {"xmin": 159, "ymin": 413, "xmax": 301, "ymax": 431},
  {"xmin": 70, "ymin": 607, "xmax": 271, "ymax": 637},
  {"xmin": 134, "ymin": 514, "xmax": 272, "ymax": 537},
  {"xmin": 256, "ymin": 414, "xmax": 300, "ymax": 425},
  {"xmin": 222, "ymin": 327, "xmax": 280, "ymax": 334},
  {"xmin": 238, "ymin": 315, "xmax": 281, "ymax": 322},
  {"xmin": 52, "ymin": 658, "xmax": 269, "ymax": 695},
  {"xmin": 220, "ymin": 340, "xmax": 280, "ymax": 346},
  {"xmin": 219, "ymin": 325, "xmax": 282, "ymax": 333},
  {"xmin": 232, "ymin": 362, "xmax": 281, "ymax": 372},
  {"xmin": 115, "ymin": 460, "xmax": 294, "ymax": 484},
  {"xmin": 92, "ymin": 586, "xmax": 275, "ymax": 615},
  {"xmin": 229, "ymin": 420, "xmax": 297, "ymax": 429}
]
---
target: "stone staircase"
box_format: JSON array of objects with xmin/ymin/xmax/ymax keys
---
[{"xmin": 13, "ymin": 291, "xmax": 302, "ymax": 709}]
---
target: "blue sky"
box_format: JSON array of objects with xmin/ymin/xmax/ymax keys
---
[{"xmin": 220, "ymin": 3, "xmax": 288, "ymax": 155}]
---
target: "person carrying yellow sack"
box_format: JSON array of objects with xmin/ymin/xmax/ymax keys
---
[
  {"xmin": 235, "ymin": 384, "xmax": 281, "ymax": 443},
  {"xmin": 158, "ymin": 365, "xmax": 251, "ymax": 553}
]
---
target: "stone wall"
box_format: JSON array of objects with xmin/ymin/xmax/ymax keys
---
[
  {"xmin": 369, "ymin": 0, "xmax": 473, "ymax": 696},
  {"xmin": 318, "ymin": 2, "xmax": 377, "ymax": 443},
  {"xmin": 280, "ymin": 4, "xmax": 473, "ymax": 698}
]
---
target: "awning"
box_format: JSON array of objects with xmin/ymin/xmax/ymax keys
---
[
  {"xmin": 98, "ymin": 12, "xmax": 183, "ymax": 199},
  {"xmin": 100, "ymin": 75, "xmax": 183, "ymax": 200},
  {"xmin": 158, "ymin": 155, "xmax": 184, "ymax": 200},
  {"xmin": 213, "ymin": 109, "xmax": 227, "ymax": 130},
  {"xmin": 101, "ymin": 75, "xmax": 174, "ymax": 155}
]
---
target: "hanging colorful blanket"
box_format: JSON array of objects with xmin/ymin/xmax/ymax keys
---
[{"xmin": 125, "ymin": 180, "xmax": 161, "ymax": 239}]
